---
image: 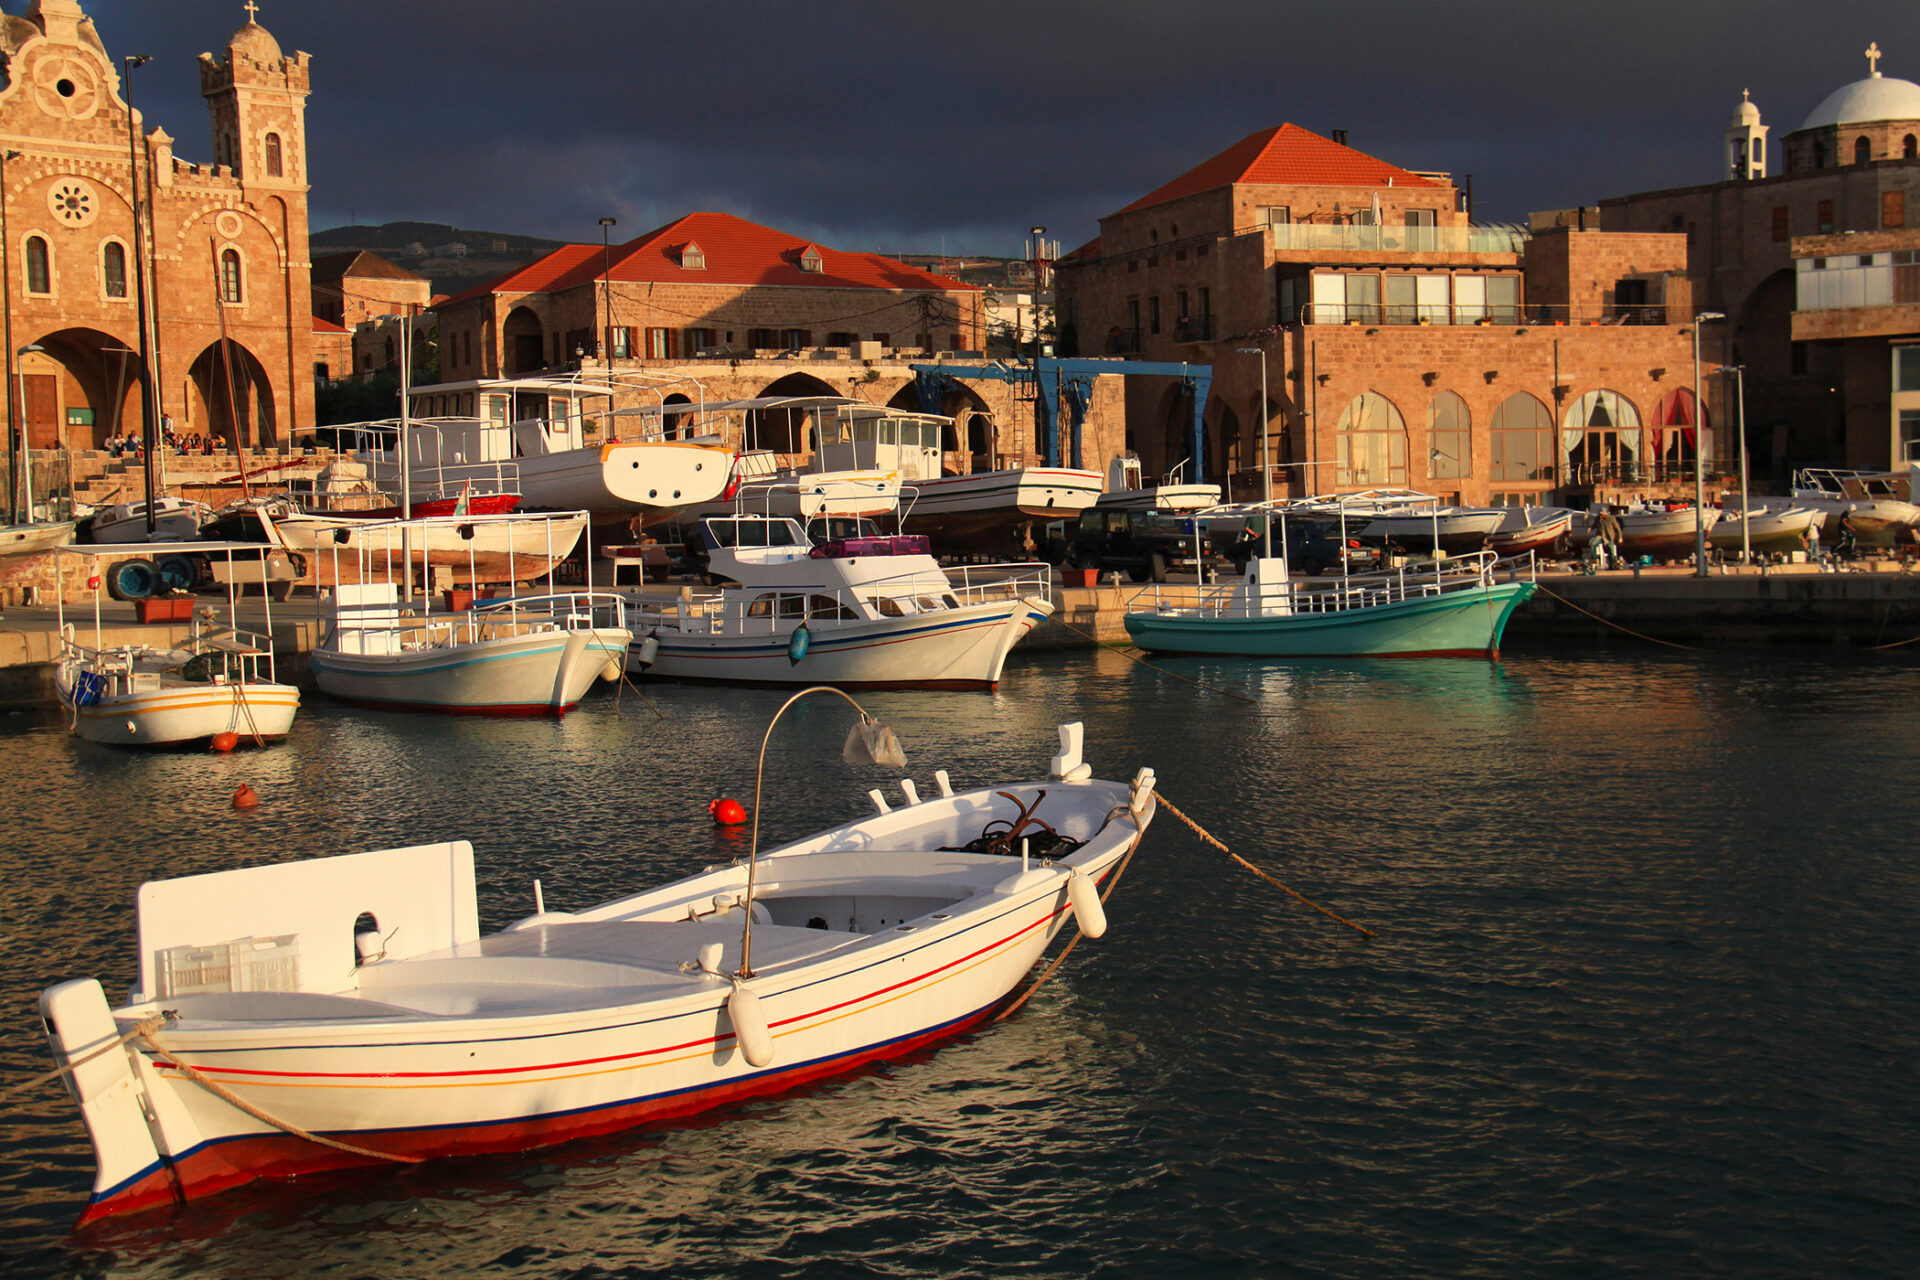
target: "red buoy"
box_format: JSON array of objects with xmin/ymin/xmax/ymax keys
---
[
  {"xmin": 709, "ymin": 797, "xmax": 747, "ymax": 826},
  {"xmin": 232, "ymin": 784, "xmax": 259, "ymax": 811},
  {"xmin": 209, "ymin": 732, "xmax": 239, "ymax": 753}
]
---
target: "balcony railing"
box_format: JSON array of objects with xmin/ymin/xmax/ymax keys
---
[
  {"xmin": 1267, "ymin": 224, "xmax": 1528, "ymax": 255},
  {"xmin": 1298, "ymin": 303, "xmax": 1670, "ymax": 327},
  {"xmin": 1795, "ymin": 259, "xmax": 1920, "ymax": 311},
  {"xmin": 1175, "ymin": 314, "xmax": 1214, "ymax": 342}
]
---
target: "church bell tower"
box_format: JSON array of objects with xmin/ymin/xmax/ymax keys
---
[
  {"xmin": 1725, "ymin": 89, "xmax": 1768, "ymax": 180},
  {"xmin": 198, "ymin": 3, "xmax": 310, "ymax": 190}
]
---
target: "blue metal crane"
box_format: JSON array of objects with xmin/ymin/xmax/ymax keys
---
[{"xmin": 910, "ymin": 357, "xmax": 1212, "ymax": 474}]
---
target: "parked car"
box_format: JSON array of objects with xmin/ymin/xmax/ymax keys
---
[{"xmin": 1062, "ymin": 509, "xmax": 1206, "ymax": 582}]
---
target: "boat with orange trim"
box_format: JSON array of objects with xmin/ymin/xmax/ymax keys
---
[{"xmin": 38, "ymin": 713, "xmax": 1156, "ymax": 1224}]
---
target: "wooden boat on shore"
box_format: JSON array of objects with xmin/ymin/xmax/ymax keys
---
[
  {"xmin": 1708, "ymin": 505, "xmax": 1822, "ymax": 556},
  {"xmin": 51, "ymin": 543, "xmax": 299, "ymax": 748},
  {"xmin": 1488, "ymin": 507, "xmax": 1576, "ymax": 558},
  {"xmin": 628, "ymin": 514, "xmax": 1052, "ymax": 689},
  {"xmin": 1123, "ymin": 551, "xmax": 1536, "ymax": 659},
  {"xmin": 902, "ymin": 466, "xmax": 1104, "ymax": 554},
  {"xmin": 88, "ymin": 498, "xmax": 210, "ymax": 543},
  {"xmin": 1790, "ymin": 468, "xmax": 1920, "ymax": 545},
  {"xmin": 38, "ymin": 710, "xmax": 1156, "ymax": 1224},
  {"xmin": 0, "ymin": 519, "xmax": 76, "ymax": 556}
]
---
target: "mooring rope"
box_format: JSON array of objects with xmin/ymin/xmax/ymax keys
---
[
  {"xmin": 134, "ymin": 1028, "xmax": 424, "ymax": 1165},
  {"xmin": 1530, "ymin": 581, "xmax": 1700, "ymax": 651},
  {"xmin": 1046, "ymin": 611, "xmax": 1260, "ymax": 705},
  {"xmin": 994, "ymin": 804, "xmax": 1149, "ymax": 1023},
  {"xmin": 1154, "ymin": 793, "xmax": 1377, "ymax": 939},
  {"xmin": 0, "ymin": 1014, "xmax": 168, "ymax": 1101}
]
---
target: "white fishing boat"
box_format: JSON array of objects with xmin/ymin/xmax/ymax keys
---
[
  {"xmin": 1609, "ymin": 502, "xmax": 1721, "ymax": 561},
  {"xmin": 38, "ymin": 703, "xmax": 1156, "ymax": 1224},
  {"xmin": 629, "ymin": 514, "xmax": 1053, "ymax": 689},
  {"xmin": 269, "ymin": 508, "xmax": 588, "ymax": 587},
  {"xmin": 901, "ymin": 466, "xmax": 1104, "ymax": 555},
  {"xmin": 673, "ymin": 397, "xmax": 946, "ymax": 524},
  {"xmin": 51, "ymin": 543, "xmax": 299, "ymax": 748},
  {"xmin": 1313, "ymin": 490, "xmax": 1506, "ymax": 555},
  {"xmin": 396, "ymin": 376, "xmax": 734, "ymax": 519},
  {"xmin": 309, "ymin": 514, "xmax": 628, "ymax": 716},
  {"xmin": 1488, "ymin": 506, "xmax": 1577, "ymax": 558},
  {"xmin": 1708, "ymin": 504, "xmax": 1823, "ymax": 556},
  {"xmin": 0, "ymin": 519, "xmax": 76, "ymax": 556},
  {"xmin": 1790, "ymin": 468, "xmax": 1920, "ymax": 545},
  {"xmin": 1093, "ymin": 454, "xmax": 1220, "ymax": 513},
  {"xmin": 88, "ymin": 498, "xmax": 211, "ymax": 544}
]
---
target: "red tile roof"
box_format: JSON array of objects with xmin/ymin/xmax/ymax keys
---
[
  {"xmin": 1115, "ymin": 124, "xmax": 1447, "ymax": 215},
  {"xmin": 441, "ymin": 212, "xmax": 975, "ymax": 308},
  {"xmin": 311, "ymin": 315, "xmax": 348, "ymax": 334}
]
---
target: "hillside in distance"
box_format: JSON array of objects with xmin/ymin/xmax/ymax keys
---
[{"xmin": 310, "ymin": 222, "xmax": 567, "ymax": 296}]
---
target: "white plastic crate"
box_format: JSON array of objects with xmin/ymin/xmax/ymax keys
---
[{"xmin": 155, "ymin": 934, "xmax": 301, "ymax": 997}]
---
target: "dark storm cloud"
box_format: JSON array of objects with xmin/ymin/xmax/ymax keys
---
[{"xmin": 67, "ymin": 1, "xmax": 1920, "ymax": 253}]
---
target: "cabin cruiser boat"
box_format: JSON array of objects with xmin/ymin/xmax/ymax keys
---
[
  {"xmin": 628, "ymin": 514, "xmax": 1053, "ymax": 689},
  {"xmin": 1790, "ymin": 468, "xmax": 1920, "ymax": 545},
  {"xmin": 38, "ymin": 713, "xmax": 1156, "ymax": 1224},
  {"xmin": 51, "ymin": 543, "xmax": 300, "ymax": 748}
]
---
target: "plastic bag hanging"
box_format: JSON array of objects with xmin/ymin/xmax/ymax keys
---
[{"xmin": 843, "ymin": 716, "xmax": 907, "ymax": 768}]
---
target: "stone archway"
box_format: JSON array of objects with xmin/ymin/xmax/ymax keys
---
[
  {"xmin": 754, "ymin": 372, "xmax": 843, "ymax": 454},
  {"xmin": 188, "ymin": 340, "xmax": 276, "ymax": 448},
  {"xmin": 14, "ymin": 328, "xmax": 149, "ymax": 449},
  {"xmin": 502, "ymin": 307, "xmax": 544, "ymax": 376}
]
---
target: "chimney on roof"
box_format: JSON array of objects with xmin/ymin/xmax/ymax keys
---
[{"xmin": 1332, "ymin": 129, "xmax": 1349, "ymax": 146}]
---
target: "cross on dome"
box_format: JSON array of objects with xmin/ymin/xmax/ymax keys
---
[
  {"xmin": 1867, "ymin": 41, "xmax": 1882, "ymax": 77},
  {"xmin": 243, "ymin": 1, "xmax": 260, "ymax": 22}
]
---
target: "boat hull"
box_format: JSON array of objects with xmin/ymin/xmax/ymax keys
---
[
  {"xmin": 1124, "ymin": 581, "xmax": 1536, "ymax": 658},
  {"xmin": 519, "ymin": 441, "xmax": 734, "ymax": 516},
  {"xmin": 280, "ymin": 513, "xmax": 587, "ymax": 586},
  {"xmin": 631, "ymin": 597, "xmax": 1053, "ymax": 689},
  {"xmin": 1708, "ymin": 507, "xmax": 1822, "ymax": 555},
  {"xmin": 57, "ymin": 680, "xmax": 300, "ymax": 747},
  {"xmin": 0, "ymin": 520, "xmax": 77, "ymax": 555},
  {"xmin": 902, "ymin": 468, "xmax": 1103, "ymax": 552},
  {"xmin": 312, "ymin": 626, "xmax": 628, "ymax": 715},
  {"xmin": 1357, "ymin": 510, "xmax": 1506, "ymax": 555}
]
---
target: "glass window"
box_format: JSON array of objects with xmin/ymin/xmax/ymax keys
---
[
  {"xmin": 1333, "ymin": 391, "xmax": 1407, "ymax": 485},
  {"xmin": 220, "ymin": 248, "xmax": 242, "ymax": 303},
  {"xmin": 747, "ymin": 594, "xmax": 777, "ymax": 618},
  {"xmin": 1491, "ymin": 392, "xmax": 1555, "ymax": 483},
  {"xmin": 1427, "ymin": 392, "xmax": 1470, "ymax": 479},
  {"xmin": 1453, "ymin": 275, "xmax": 1486, "ymax": 323},
  {"xmin": 1343, "ymin": 274, "xmax": 1380, "ymax": 325},
  {"xmin": 25, "ymin": 236, "xmax": 49, "ymax": 293},
  {"xmin": 1901, "ymin": 409, "xmax": 1920, "ymax": 465},
  {"xmin": 1897, "ymin": 347, "xmax": 1920, "ymax": 392},
  {"xmin": 265, "ymin": 133, "xmax": 283, "ymax": 177},
  {"xmin": 102, "ymin": 242, "xmax": 126, "ymax": 298},
  {"xmin": 1384, "ymin": 275, "xmax": 1417, "ymax": 324},
  {"xmin": 1487, "ymin": 276, "xmax": 1520, "ymax": 323}
]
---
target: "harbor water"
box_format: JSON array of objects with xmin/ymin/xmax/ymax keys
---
[{"xmin": 2, "ymin": 647, "xmax": 1917, "ymax": 1278}]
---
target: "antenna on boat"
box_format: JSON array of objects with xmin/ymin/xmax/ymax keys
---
[{"xmin": 738, "ymin": 686, "xmax": 905, "ymax": 978}]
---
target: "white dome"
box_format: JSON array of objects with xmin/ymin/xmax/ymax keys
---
[
  {"xmin": 1730, "ymin": 91, "xmax": 1761, "ymax": 126},
  {"xmin": 1799, "ymin": 74, "xmax": 1920, "ymax": 131}
]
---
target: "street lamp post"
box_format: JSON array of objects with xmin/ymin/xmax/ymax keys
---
[
  {"xmin": 599, "ymin": 216, "xmax": 617, "ymax": 434},
  {"xmin": 1237, "ymin": 345, "xmax": 1272, "ymax": 556},
  {"xmin": 1028, "ymin": 225, "xmax": 1046, "ymax": 363},
  {"xmin": 124, "ymin": 53, "xmax": 158, "ymax": 537},
  {"xmin": 1691, "ymin": 310, "xmax": 1725, "ymax": 576},
  {"xmin": 1726, "ymin": 364, "xmax": 1750, "ymax": 564},
  {"xmin": 15, "ymin": 343, "xmax": 44, "ymax": 521}
]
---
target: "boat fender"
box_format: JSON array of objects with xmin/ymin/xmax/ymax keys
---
[
  {"xmin": 1067, "ymin": 870, "xmax": 1107, "ymax": 939},
  {"xmin": 355, "ymin": 930, "xmax": 385, "ymax": 964},
  {"xmin": 634, "ymin": 634, "xmax": 659, "ymax": 669},
  {"xmin": 232, "ymin": 783, "xmax": 259, "ymax": 811},
  {"xmin": 728, "ymin": 983, "xmax": 775, "ymax": 1067},
  {"xmin": 599, "ymin": 660, "xmax": 622, "ymax": 683},
  {"xmin": 697, "ymin": 941, "xmax": 725, "ymax": 974}
]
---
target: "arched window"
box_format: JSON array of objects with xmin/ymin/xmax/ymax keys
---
[
  {"xmin": 1561, "ymin": 390, "xmax": 1644, "ymax": 485},
  {"xmin": 220, "ymin": 248, "xmax": 242, "ymax": 304},
  {"xmin": 1426, "ymin": 391, "xmax": 1470, "ymax": 480},
  {"xmin": 102, "ymin": 242, "xmax": 126, "ymax": 298},
  {"xmin": 1651, "ymin": 389, "xmax": 1703, "ymax": 478},
  {"xmin": 1905, "ymin": 135, "xmax": 1917, "ymax": 159},
  {"xmin": 1491, "ymin": 392, "xmax": 1554, "ymax": 482},
  {"xmin": 1333, "ymin": 391, "xmax": 1407, "ymax": 486},
  {"xmin": 264, "ymin": 133, "xmax": 283, "ymax": 178},
  {"xmin": 1855, "ymin": 136, "xmax": 1873, "ymax": 165},
  {"xmin": 25, "ymin": 235, "xmax": 49, "ymax": 294}
]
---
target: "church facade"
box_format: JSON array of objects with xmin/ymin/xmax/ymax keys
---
[{"xmin": 0, "ymin": 0, "xmax": 314, "ymax": 453}]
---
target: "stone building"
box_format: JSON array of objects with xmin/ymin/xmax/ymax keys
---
[
  {"xmin": 425, "ymin": 211, "xmax": 1132, "ymax": 472},
  {"xmin": 1055, "ymin": 124, "xmax": 1703, "ymax": 510},
  {"xmin": 1600, "ymin": 43, "xmax": 1920, "ymax": 480},
  {"xmin": 0, "ymin": 0, "xmax": 314, "ymax": 453}
]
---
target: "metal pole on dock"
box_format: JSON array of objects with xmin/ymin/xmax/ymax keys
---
[
  {"xmin": 1692, "ymin": 311, "xmax": 1724, "ymax": 577},
  {"xmin": 1238, "ymin": 346, "xmax": 1272, "ymax": 557}
]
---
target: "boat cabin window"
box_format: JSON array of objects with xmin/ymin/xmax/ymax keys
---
[
  {"xmin": 747, "ymin": 593, "xmax": 778, "ymax": 618},
  {"xmin": 809, "ymin": 594, "xmax": 856, "ymax": 620},
  {"xmin": 872, "ymin": 595, "xmax": 909, "ymax": 617},
  {"xmin": 778, "ymin": 595, "xmax": 807, "ymax": 620},
  {"xmin": 916, "ymin": 595, "xmax": 947, "ymax": 612},
  {"xmin": 879, "ymin": 419, "xmax": 897, "ymax": 445},
  {"xmin": 707, "ymin": 520, "xmax": 801, "ymax": 549}
]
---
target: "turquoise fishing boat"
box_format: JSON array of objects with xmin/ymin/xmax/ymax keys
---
[{"xmin": 1122, "ymin": 553, "xmax": 1535, "ymax": 659}]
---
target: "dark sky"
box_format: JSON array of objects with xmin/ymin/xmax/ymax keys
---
[{"xmin": 60, "ymin": 1, "xmax": 1920, "ymax": 256}]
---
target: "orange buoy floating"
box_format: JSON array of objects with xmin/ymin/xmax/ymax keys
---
[
  {"xmin": 709, "ymin": 797, "xmax": 747, "ymax": 826},
  {"xmin": 232, "ymin": 784, "xmax": 259, "ymax": 811},
  {"xmin": 209, "ymin": 732, "xmax": 239, "ymax": 753}
]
